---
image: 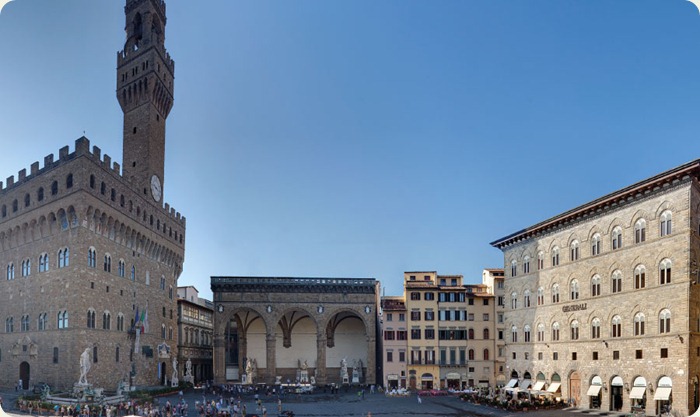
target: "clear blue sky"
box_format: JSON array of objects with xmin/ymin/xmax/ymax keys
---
[{"xmin": 2, "ymin": 0, "xmax": 700, "ymax": 299}]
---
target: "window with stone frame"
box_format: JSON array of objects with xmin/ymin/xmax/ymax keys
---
[
  {"xmin": 634, "ymin": 265, "xmax": 646, "ymax": 289},
  {"xmin": 660, "ymin": 211, "xmax": 672, "ymax": 236},
  {"xmin": 634, "ymin": 219, "xmax": 646, "ymax": 243},
  {"xmin": 591, "ymin": 274, "xmax": 601, "ymax": 297},
  {"xmin": 659, "ymin": 259, "xmax": 672, "ymax": 285},
  {"xmin": 659, "ymin": 309, "xmax": 671, "ymax": 333},
  {"xmin": 551, "ymin": 284, "xmax": 560, "ymax": 303},
  {"xmin": 591, "ymin": 233, "xmax": 601, "ymax": 255}
]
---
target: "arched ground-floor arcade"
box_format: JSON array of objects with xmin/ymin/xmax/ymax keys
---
[{"xmin": 211, "ymin": 277, "xmax": 379, "ymax": 386}]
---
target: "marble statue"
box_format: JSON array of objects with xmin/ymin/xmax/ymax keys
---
[
  {"xmin": 79, "ymin": 348, "xmax": 91, "ymax": 385},
  {"xmin": 185, "ymin": 358, "xmax": 193, "ymax": 382},
  {"xmin": 340, "ymin": 357, "xmax": 349, "ymax": 380}
]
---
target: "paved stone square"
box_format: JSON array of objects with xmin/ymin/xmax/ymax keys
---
[{"xmin": 0, "ymin": 388, "xmax": 588, "ymax": 417}]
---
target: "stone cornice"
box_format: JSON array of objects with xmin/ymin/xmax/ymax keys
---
[{"xmin": 491, "ymin": 160, "xmax": 700, "ymax": 250}]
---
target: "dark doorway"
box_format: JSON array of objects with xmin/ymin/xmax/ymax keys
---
[
  {"xmin": 160, "ymin": 362, "xmax": 167, "ymax": 385},
  {"xmin": 19, "ymin": 362, "xmax": 30, "ymax": 389}
]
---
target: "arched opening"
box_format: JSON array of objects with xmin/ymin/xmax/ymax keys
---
[
  {"xmin": 225, "ymin": 309, "xmax": 266, "ymax": 383},
  {"xmin": 588, "ymin": 375, "xmax": 603, "ymax": 409},
  {"xmin": 325, "ymin": 311, "xmax": 368, "ymax": 384},
  {"xmin": 610, "ymin": 375, "xmax": 624, "ymax": 411},
  {"xmin": 275, "ymin": 309, "xmax": 317, "ymax": 383},
  {"xmin": 654, "ymin": 376, "xmax": 672, "ymax": 415},
  {"xmin": 630, "ymin": 376, "xmax": 648, "ymax": 413},
  {"xmin": 19, "ymin": 361, "xmax": 30, "ymax": 390},
  {"xmin": 569, "ymin": 371, "xmax": 581, "ymax": 407},
  {"xmin": 160, "ymin": 361, "xmax": 167, "ymax": 386},
  {"xmin": 421, "ymin": 373, "xmax": 434, "ymax": 390}
]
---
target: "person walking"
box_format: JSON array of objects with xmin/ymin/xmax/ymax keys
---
[{"xmin": 417, "ymin": 393, "xmax": 422, "ymax": 404}]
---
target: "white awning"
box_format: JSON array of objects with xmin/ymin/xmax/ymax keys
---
[
  {"xmin": 506, "ymin": 378, "xmax": 518, "ymax": 388},
  {"xmin": 505, "ymin": 387, "xmax": 520, "ymax": 393},
  {"xmin": 654, "ymin": 387, "xmax": 672, "ymax": 401},
  {"xmin": 630, "ymin": 386, "xmax": 646, "ymax": 399},
  {"xmin": 519, "ymin": 379, "xmax": 532, "ymax": 390},
  {"xmin": 587, "ymin": 385, "xmax": 602, "ymax": 396},
  {"xmin": 547, "ymin": 382, "xmax": 561, "ymax": 393},
  {"xmin": 532, "ymin": 381, "xmax": 545, "ymax": 391},
  {"xmin": 387, "ymin": 375, "xmax": 399, "ymax": 380}
]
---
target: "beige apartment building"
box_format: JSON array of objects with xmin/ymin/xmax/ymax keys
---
[
  {"xmin": 491, "ymin": 160, "xmax": 700, "ymax": 416},
  {"xmin": 390, "ymin": 271, "xmax": 499, "ymax": 390},
  {"xmin": 380, "ymin": 296, "xmax": 407, "ymax": 389}
]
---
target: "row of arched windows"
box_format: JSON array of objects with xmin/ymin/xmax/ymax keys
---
[
  {"xmin": 0, "ymin": 175, "xmax": 73, "ymax": 219},
  {"xmin": 183, "ymin": 327, "xmax": 212, "ymax": 347},
  {"xmin": 86, "ymin": 309, "xmax": 125, "ymax": 331},
  {"xmin": 87, "ymin": 248, "xmax": 131, "ymax": 279},
  {"xmin": 6, "ymin": 248, "xmax": 70, "ymax": 280},
  {"xmin": 6, "ymin": 311, "xmax": 69, "ymax": 333},
  {"xmin": 510, "ymin": 211, "xmax": 674, "ymax": 276},
  {"xmin": 510, "ymin": 259, "xmax": 673, "ymax": 309},
  {"xmin": 511, "ymin": 309, "xmax": 672, "ymax": 343}
]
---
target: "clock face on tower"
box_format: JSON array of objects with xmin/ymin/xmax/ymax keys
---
[{"xmin": 150, "ymin": 175, "xmax": 162, "ymax": 202}]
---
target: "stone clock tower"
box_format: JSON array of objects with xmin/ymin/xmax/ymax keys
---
[{"xmin": 117, "ymin": 0, "xmax": 174, "ymax": 203}]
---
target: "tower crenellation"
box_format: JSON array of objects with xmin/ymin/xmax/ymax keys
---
[{"xmin": 0, "ymin": 137, "xmax": 186, "ymax": 230}]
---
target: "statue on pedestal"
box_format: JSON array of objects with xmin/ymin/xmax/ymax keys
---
[
  {"xmin": 78, "ymin": 348, "xmax": 91, "ymax": 386},
  {"xmin": 171, "ymin": 358, "xmax": 179, "ymax": 387},
  {"xmin": 340, "ymin": 358, "xmax": 349, "ymax": 383},
  {"xmin": 185, "ymin": 358, "xmax": 193, "ymax": 383}
]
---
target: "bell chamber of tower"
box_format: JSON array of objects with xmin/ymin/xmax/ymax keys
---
[{"xmin": 117, "ymin": 0, "xmax": 174, "ymax": 204}]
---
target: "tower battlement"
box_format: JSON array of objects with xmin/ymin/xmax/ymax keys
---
[
  {"xmin": 117, "ymin": 42, "xmax": 174, "ymax": 74},
  {"xmin": 0, "ymin": 137, "xmax": 185, "ymax": 226}
]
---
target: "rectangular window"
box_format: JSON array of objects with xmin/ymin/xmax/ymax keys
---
[
  {"xmin": 592, "ymin": 351, "xmax": 598, "ymax": 360},
  {"xmin": 425, "ymin": 329, "xmax": 435, "ymax": 339},
  {"xmin": 497, "ymin": 296, "xmax": 504, "ymax": 306},
  {"xmin": 396, "ymin": 331, "xmax": 407, "ymax": 340},
  {"xmin": 386, "ymin": 313, "xmax": 393, "ymax": 322},
  {"xmin": 512, "ymin": 352, "xmax": 517, "ymax": 359},
  {"xmin": 553, "ymin": 352, "xmax": 558, "ymax": 360},
  {"xmin": 636, "ymin": 349, "xmax": 643, "ymax": 359},
  {"xmin": 660, "ymin": 348, "xmax": 668, "ymax": 358},
  {"xmin": 384, "ymin": 330, "xmax": 395, "ymax": 340},
  {"xmin": 440, "ymin": 350, "xmax": 447, "ymax": 365},
  {"xmin": 483, "ymin": 313, "xmax": 489, "ymax": 321},
  {"xmin": 468, "ymin": 298, "xmax": 474, "ymax": 306},
  {"xmin": 468, "ymin": 313, "xmax": 474, "ymax": 321},
  {"xmin": 399, "ymin": 351, "xmax": 405, "ymax": 362},
  {"xmin": 411, "ymin": 329, "xmax": 421, "ymax": 339},
  {"xmin": 613, "ymin": 350, "xmax": 620, "ymax": 360},
  {"xmin": 387, "ymin": 351, "xmax": 393, "ymax": 362},
  {"xmin": 538, "ymin": 352, "xmax": 543, "ymax": 360},
  {"xmin": 410, "ymin": 311, "xmax": 421, "ymax": 321},
  {"xmin": 399, "ymin": 313, "xmax": 405, "ymax": 321},
  {"xmin": 572, "ymin": 352, "xmax": 577, "ymax": 361},
  {"xmin": 424, "ymin": 311, "xmax": 434, "ymax": 321},
  {"xmin": 53, "ymin": 347, "xmax": 59, "ymax": 364}
]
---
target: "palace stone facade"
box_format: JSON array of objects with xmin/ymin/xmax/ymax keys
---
[{"xmin": 492, "ymin": 160, "xmax": 700, "ymax": 416}]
